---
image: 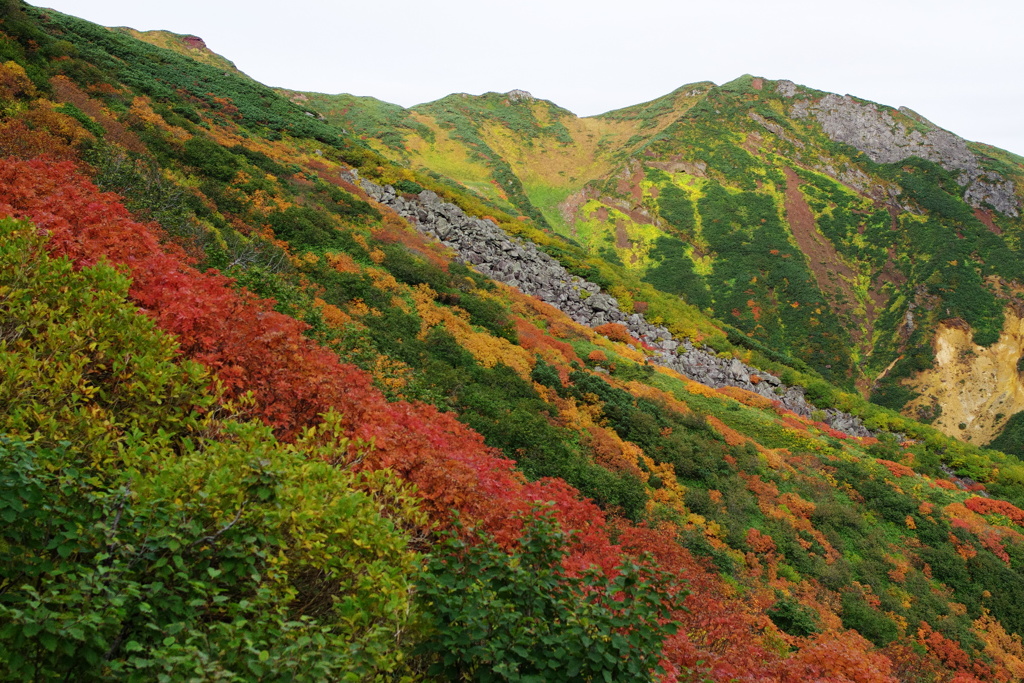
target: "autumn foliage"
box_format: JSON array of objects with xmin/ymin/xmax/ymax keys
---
[
  {"xmin": 7, "ymin": 147, "xmax": 1024, "ymax": 680},
  {"xmin": 0, "ymin": 156, "xmax": 622, "ymax": 571},
  {"xmin": 6, "ymin": 14, "xmax": 1024, "ymax": 676},
  {"xmin": 0, "ymin": 157, "xmax": 359, "ymax": 436},
  {"xmin": 0, "ymin": 153, "xmax": 843, "ymax": 680},
  {"xmin": 964, "ymin": 496, "xmax": 1024, "ymax": 526},
  {"xmin": 594, "ymin": 321, "xmax": 642, "ymax": 346},
  {"xmin": 878, "ymin": 458, "xmax": 916, "ymax": 478}
]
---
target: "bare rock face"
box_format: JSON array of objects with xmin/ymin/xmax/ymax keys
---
[
  {"xmin": 350, "ymin": 171, "xmax": 873, "ymax": 438},
  {"xmin": 794, "ymin": 94, "xmax": 1019, "ymax": 217},
  {"xmin": 962, "ymin": 171, "xmax": 1020, "ymax": 217},
  {"xmin": 812, "ymin": 94, "xmax": 974, "ymax": 166},
  {"xmin": 506, "ymin": 89, "xmax": 534, "ymax": 104},
  {"xmin": 181, "ymin": 35, "xmax": 207, "ymax": 50},
  {"xmin": 775, "ymin": 80, "xmax": 798, "ymax": 98}
]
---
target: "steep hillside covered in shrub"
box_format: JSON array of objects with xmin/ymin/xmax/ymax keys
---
[{"xmin": 4, "ymin": 2, "xmax": 1024, "ymax": 680}]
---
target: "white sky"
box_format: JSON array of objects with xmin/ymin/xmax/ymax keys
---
[{"xmin": 36, "ymin": 0, "xmax": 1024, "ymax": 157}]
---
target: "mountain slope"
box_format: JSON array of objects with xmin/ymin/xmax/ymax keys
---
[
  {"xmin": 115, "ymin": 27, "xmax": 251, "ymax": 79},
  {"xmin": 299, "ymin": 75, "xmax": 1024, "ymax": 449},
  {"xmin": 5, "ymin": 3, "xmax": 1024, "ymax": 680}
]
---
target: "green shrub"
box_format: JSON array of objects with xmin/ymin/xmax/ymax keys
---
[
  {"xmin": 0, "ymin": 220, "xmax": 421, "ymax": 679},
  {"xmin": 181, "ymin": 135, "xmax": 242, "ymax": 182},
  {"xmin": 840, "ymin": 591, "xmax": 899, "ymax": 647},
  {"xmin": 394, "ymin": 179, "xmax": 424, "ymax": 195},
  {"xmin": 266, "ymin": 206, "xmax": 346, "ymax": 251},
  {"xmin": 657, "ymin": 183, "xmax": 697, "ymax": 234},
  {"xmin": 0, "ymin": 218, "xmax": 210, "ymax": 456},
  {"xmin": 642, "ymin": 235, "xmax": 712, "ymax": 309},
  {"xmin": 55, "ymin": 102, "xmax": 104, "ymax": 137},
  {"xmin": 455, "ymin": 290, "xmax": 517, "ymax": 342},
  {"xmin": 767, "ymin": 593, "xmax": 820, "ymax": 637},
  {"xmin": 989, "ymin": 411, "xmax": 1024, "ymax": 457},
  {"xmin": 416, "ymin": 512, "xmax": 684, "ymax": 681},
  {"xmin": 530, "ymin": 358, "xmax": 563, "ymax": 389},
  {"xmin": 0, "ymin": 429, "xmax": 422, "ymax": 680}
]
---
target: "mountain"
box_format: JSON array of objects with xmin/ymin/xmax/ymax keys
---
[
  {"xmin": 293, "ymin": 77, "xmax": 1024, "ymax": 451},
  {"xmin": 4, "ymin": 2, "xmax": 1024, "ymax": 680},
  {"xmin": 115, "ymin": 27, "xmax": 253, "ymax": 80}
]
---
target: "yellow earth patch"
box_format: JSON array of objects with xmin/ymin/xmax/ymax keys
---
[{"xmin": 904, "ymin": 310, "xmax": 1024, "ymax": 444}]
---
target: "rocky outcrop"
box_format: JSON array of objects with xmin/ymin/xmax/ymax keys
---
[
  {"xmin": 350, "ymin": 172, "xmax": 873, "ymax": 438},
  {"xmin": 506, "ymin": 89, "xmax": 534, "ymax": 104},
  {"xmin": 775, "ymin": 80, "xmax": 798, "ymax": 98},
  {"xmin": 181, "ymin": 35, "xmax": 207, "ymax": 50},
  {"xmin": 793, "ymin": 94, "xmax": 1019, "ymax": 217}
]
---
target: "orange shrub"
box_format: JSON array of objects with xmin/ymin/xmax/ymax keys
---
[
  {"xmin": 593, "ymin": 322, "xmax": 639, "ymax": 345},
  {"xmin": 0, "ymin": 60, "xmax": 36, "ymax": 100},
  {"xmin": 878, "ymin": 459, "xmax": 916, "ymax": 478},
  {"xmin": 717, "ymin": 385, "xmax": 775, "ymax": 410},
  {"xmin": 746, "ymin": 528, "xmax": 777, "ymax": 554}
]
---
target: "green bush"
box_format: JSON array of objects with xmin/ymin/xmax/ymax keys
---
[
  {"xmin": 394, "ymin": 179, "xmax": 424, "ymax": 195},
  {"xmin": 0, "ymin": 220, "xmax": 421, "ymax": 679},
  {"xmin": 657, "ymin": 183, "xmax": 697, "ymax": 234},
  {"xmin": 840, "ymin": 591, "xmax": 899, "ymax": 647},
  {"xmin": 642, "ymin": 235, "xmax": 711, "ymax": 310},
  {"xmin": 767, "ymin": 593, "xmax": 820, "ymax": 637},
  {"xmin": 530, "ymin": 358, "xmax": 563, "ymax": 389},
  {"xmin": 181, "ymin": 135, "xmax": 242, "ymax": 182},
  {"xmin": 0, "ymin": 218, "xmax": 210, "ymax": 456},
  {"xmin": 266, "ymin": 206, "xmax": 347, "ymax": 251},
  {"xmin": 415, "ymin": 512, "xmax": 684, "ymax": 681},
  {"xmin": 55, "ymin": 101, "xmax": 104, "ymax": 137},
  {"xmin": 0, "ymin": 432, "xmax": 422, "ymax": 681},
  {"xmin": 989, "ymin": 411, "xmax": 1024, "ymax": 457}
]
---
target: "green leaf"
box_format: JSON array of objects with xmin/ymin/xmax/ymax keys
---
[{"xmin": 40, "ymin": 633, "xmax": 58, "ymax": 652}]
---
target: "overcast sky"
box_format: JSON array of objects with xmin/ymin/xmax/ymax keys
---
[{"xmin": 37, "ymin": 0, "xmax": 1024, "ymax": 156}]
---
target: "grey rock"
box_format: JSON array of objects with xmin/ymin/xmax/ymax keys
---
[
  {"xmin": 588, "ymin": 293, "xmax": 618, "ymax": 312},
  {"xmin": 799, "ymin": 94, "xmax": 1019, "ymax": 217},
  {"xmin": 775, "ymin": 80, "xmax": 798, "ymax": 98},
  {"xmin": 355, "ymin": 174, "xmax": 875, "ymax": 438},
  {"xmin": 507, "ymin": 89, "xmax": 534, "ymax": 103}
]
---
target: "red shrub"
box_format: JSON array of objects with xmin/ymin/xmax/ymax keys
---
[
  {"xmin": 877, "ymin": 459, "xmax": 916, "ymax": 478},
  {"xmin": 964, "ymin": 497, "xmax": 1024, "ymax": 526}
]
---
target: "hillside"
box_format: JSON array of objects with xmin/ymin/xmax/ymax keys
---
[
  {"xmin": 296, "ymin": 77, "xmax": 1024, "ymax": 451},
  {"xmin": 115, "ymin": 27, "xmax": 253, "ymax": 80},
  {"xmin": 4, "ymin": 2, "xmax": 1024, "ymax": 680}
]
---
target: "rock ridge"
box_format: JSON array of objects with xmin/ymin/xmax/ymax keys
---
[
  {"xmin": 349, "ymin": 172, "xmax": 872, "ymax": 438},
  {"xmin": 793, "ymin": 94, "xmax": 1019, "ymax": 217}
]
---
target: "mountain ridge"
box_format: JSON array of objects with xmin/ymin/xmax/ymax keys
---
[{"xmin": 291, "ymin": 73, "xmax": 1024, "ymax": 447}]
